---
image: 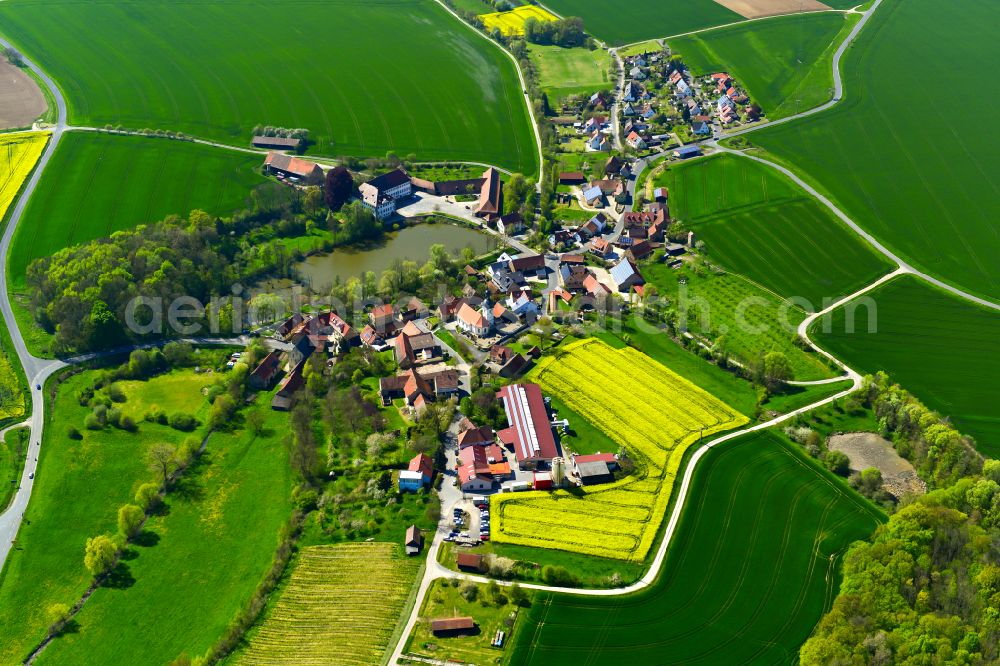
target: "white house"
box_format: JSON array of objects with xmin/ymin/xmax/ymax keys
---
[
  {"xmin": 507, "ymin": 291, "xmax": 540, "ymax": 318},
  {"xmin": 360, "ymin": 168, "xmax": 412, "ymax": 220},
  {"xmin": 626, "ymin": 131, "xmax": 647, "ymax": 150}
]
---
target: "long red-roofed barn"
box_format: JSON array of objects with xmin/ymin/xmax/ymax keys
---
[{"xmin": 496, "ymin": 383, "xmax": 559, "ymax": 470}]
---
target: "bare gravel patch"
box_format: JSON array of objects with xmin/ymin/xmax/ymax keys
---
[
  {"xmin": 0, "ymin": 60, "xmax": 46, "ymax": 129},
  {"xmin": 829, "ymin": 432, "xmax": 926, "ymax": 498},
  {"xmin": 713, "ymin": 0, "xmax": 831, "ymax": 19}
]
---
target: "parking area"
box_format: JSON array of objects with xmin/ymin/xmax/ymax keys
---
[{"xmin": 444, "ymin": 497, "xmax": 491, "ymax": 547}]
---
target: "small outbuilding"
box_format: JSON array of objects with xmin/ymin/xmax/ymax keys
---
[
  {"xmin": 456, "ymin": 552, "xmax": 485, "ymax": 572},
  {"xmin": 577, "ymin": 460, "xmax": 614, "ymax": 486},
  {"xmin": 404, "ymin": 525, "xmax": 423, "ymax": 556}
]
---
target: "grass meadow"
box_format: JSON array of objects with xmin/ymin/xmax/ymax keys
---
[
  {"xmin": 0, "ymin": 370, "xmax": 207, "ymax": 663},
  {"xmin": 541, "ymin": 0, "xmax": 742, "ymax": 46},
  {"xmin": 749, "ymin": 0, "xmax": 1000, "ymax": 301},
  {"xmin": 9, "ymin": 132, "xmax": 266, "ymax": 291},
  {"xmin": 667, "ymin": 12, "xmax": 858, "ymax": 118},
  {"xmin": 812, "ymin": 276, "xmax": 1000, "ymax": 457},
  {"xmin": 39, "ymin": 398, "xmax": 293, "ymax": 665},
  {"xmin": 507, "ymin": 430, "xmax": 883, "ymax": 665},
  {"xmin": 528, "ymin": 44, "xmax": 611, "ymax": 101},
  {"xmin": 0, "ymin": 427, "xmax": 28, "ymax": 512},
  {"xmin": 0, "ymin": 0, "xmax": 538, "ymax": 174},
  {"xmin": 653, "ymin": 154, "xmax": 893, "ymax": 306},
  {"xmin": 643, "ymin": 262, "xmax": 837, "ymax": 382}
]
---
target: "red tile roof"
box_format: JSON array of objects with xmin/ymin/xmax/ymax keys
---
[
  {"xmin": 496, "ymin": 384, "xmax": 558, "ymax": 463},
  {"xmin": 409, "ymin": 453, "xmax": 433, "ymax": 478}
]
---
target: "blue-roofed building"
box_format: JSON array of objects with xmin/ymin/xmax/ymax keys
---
[
  {"xmin": 609, "ymin": 258, "xmax": 644, "ymax": 292},
  {"xmin": 582, "ymin": 185, "xmax": 605, "ymax": 207},
  {"xmin": 673, "ymin": 145, "xmax": 702, "ymax": 159}
]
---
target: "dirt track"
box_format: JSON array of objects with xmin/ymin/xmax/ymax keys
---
[
  {"xmin": 0, "ymin": 60, "xmax": 46, "ymax": 129},
  {"xmin": 713, "ymin": 0, "xmax": 832, "ymax": 19}
]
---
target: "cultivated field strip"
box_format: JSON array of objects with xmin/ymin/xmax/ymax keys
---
[
  {"xmin": 236, "ymin": 543, "xmax": 420, "ymax": 666},
  {"xmin": 493, "ymin": 339, "xmax": 747, "ymax": 561},
  {"xmin": 506, "ymin": 434, "xmax": 882, "ymax": 665}
]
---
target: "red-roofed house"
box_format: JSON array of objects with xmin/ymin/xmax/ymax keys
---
[
  {"xmin": 458, "ymin": 446, "xmax": 493, "ymax": 492},
  {"xmin": 496, "ymin": 384, "xmax": 559, "ymax": 470},
  {"xmin": 370, "ymin": 304, "xmax": 395, "ymax": 334},
  {"xmin": 458, "ymin": 425, "xmax": 495, "ymax": 449},
  {"xmin": 456, "ymin": 301, "xmax": 492, "ymax": 337},
  {"xmin": 263, "ymin": 152, "xmax": 323, "ymax": 185}
]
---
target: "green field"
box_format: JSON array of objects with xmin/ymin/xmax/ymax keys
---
[
  {"xmin": 39, "ymin": 399, "xmax": 293, "ymax": 665},
  {"xmin": 812, "ymin": 275, "xmax": 1000, "ymax": 457},
  {"xmin": 541, "ymin": 0, "xmax": 742, "ymax": 46},
  {"xmin": 507, "ymin": 430, "xmax": 883, "ymax": 665},
  {"xmin": 528, "ymin": 44, "xmax": 610, "ymax": 100},
  {"xmin": 667, "ymin": 12, "xmax": 858, "ymax": 118},
  {"xmin": 643, "ymin": 262, "xmax": 837, "ymax": 381},
  {"xmin": 0, "ymin": 370, "xmax": 204, "ymax": 663},
  {"xmin": 0, "ymin": 0, "xmax": 538, "ymax": 173},
  {"xmin": 0, "ymin": 427, "xmax": 28, "ymax": 512},
  {"xmin": 749, "ymin": 0, "xmax": 1000, "ymax": 301},
  {"xmin": 653, "ymin": 154, "xmax": 893, "ymax": 306},
  {"xmin": 9, "ymin": 132, "xmax": 266, "ymax": 289}
]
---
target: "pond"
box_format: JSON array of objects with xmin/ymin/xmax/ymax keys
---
[{"xmin": 294, "ymin": 222, "xmax": 496, "ymax": 289}]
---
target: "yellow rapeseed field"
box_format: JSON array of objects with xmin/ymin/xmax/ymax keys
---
[
  {"xmin": 0, "ymin": 131, "xmax": 47, "ymax": 421},
  {"xmin": 0, "ymin": 131, "xmax": 47, "ymax": 220},
  {"xmin": 492, "ymin": 338, "xmax": 748, "ymax": 562},
  {"xmin": 479, "ymin": 5, "xmax": 559, "ymax": 36}
]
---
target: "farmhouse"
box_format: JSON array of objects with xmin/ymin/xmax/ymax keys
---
[
  {"xmin": 394, "ymin": 320, "xmax": 441, "ymax": 368},
  {"xmin": 360, "ymin": 168, "xmax": 412, "ymax": 221},
  {"xmin": 496, "ymin": 383, "xmax": 559, "ymax": 470},
  {"xmin": 271, "ymin": 360, "xmax": 305, "ymax": 411},
  {"xmin": 610, "ymin": 258, "xmax": 645, "ymax": 292},
  {"xmin": 399, "ymin": 452, "xmax": 434, "ymax": 492},
  {"xmin": 263, "ymin": 152, "xmax": 323, "ymax": 185},
  {"xmin": 458, "ymin": 445, "xmax": 493, "ymax": 492},
  {"xmin": 249, "ymin": 351, "xmax": 282, "ymax": 390},
  {"xmin": 497, "ymin": 212, "xmax": 524, "ymax": 236},
  {"xmin": 379, "ymin": 368, "xmax": 460, "ymax": 409},
  {"xmin": 458, "ymin": 425, "xmax": 495, "ymax": 448}
]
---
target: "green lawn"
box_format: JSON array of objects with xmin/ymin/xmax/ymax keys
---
[
  {"xmin": 0, "ymin": 0, "xmax": 538, "ymax": 174},
  {"xmin": 749, "ymin": 0, "xmax": 1000, "ymax": 301},
  {"xmin": 406, "ymin": 578, "xmax": 528, "ymax": 664},
  {"xmin": 528, "ymin": 44, "xmax": 610, "ymax": 100},
  {"xmin": 9, "ymin": 132, "xmax": 266, "ymax": 290},
  {"xmin": 0, "ymin": 427, "xmax": 28, "ymax": 512},
  {"xmin": 654, "ymin": 154, "xmax": 893, "ymax": 306},
  {"xmin": 548, "ymin": 395, "xmax": 618, "ymax": 457},
  {"xmin": 0, "ymin": 370, "xmax": 203, "ymax": 664},
  {"xmin": 811, "ymin": 275, "xmax": 1000, "ymax": 458},
  {"xmin": 541, "ymin": 0, "xmax": 742, "ymax": 46},
  {"xmin": 507, "ymin": 430, "xmax": 883, "ymax": 665},
  {"xmin": 668, "ymin": 12, "xmax": 858, "ymax": 119},
  {"xmin": 760, "ymin": 379, "xmax": 854, "ymax": 416},
  {"xmin": 116, "ymin": 368, "xmax": 214, "ymax": 422},
  {"xmin": 643, "ymin": 262, "xmax": 837, "ymax": 381},
  {"xmin": 37, "ymin": 399, "xmax": 293, "ymax": 666}
]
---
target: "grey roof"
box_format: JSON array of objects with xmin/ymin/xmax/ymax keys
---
[{"xmin": 577, "ymin": 460, "xmax": 611, "ymax": 478}]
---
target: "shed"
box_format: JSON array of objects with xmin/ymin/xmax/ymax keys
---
[
  {"xmin": 673, "ymin": 145, "xmax": 702, "ymax": 159},
  {"xmin": 456, "ymin": 552, "xmax": 485, "ymax": 572},
  {"xmin": 533, "ymin": 471, "xmax": 554, "ymax": 490},
  {"xmin": 577, "ymin": 460, "xmax": 614, "ymax": 486},
  {"xmin": 431, "ymin": 617, "xmax": 476, "ymax": 636},
  {"xmin": 404, "ymin": 525, "xmax": 423, "ymax": 555}
]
